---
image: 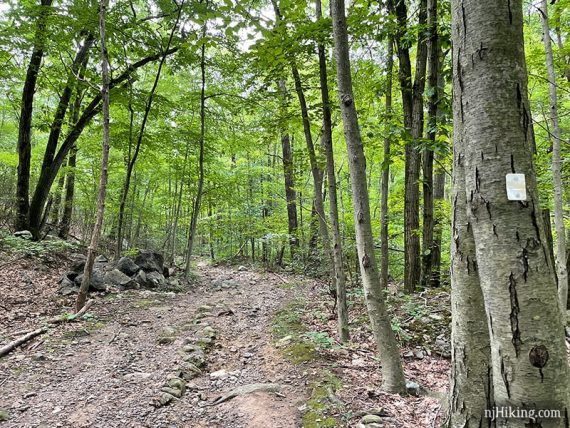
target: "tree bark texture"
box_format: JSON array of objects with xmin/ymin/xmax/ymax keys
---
[
  {"xmin": 331, "ymin": 0, "xmax": 406, "ymax": 393},
  {"xmin": 76, "ymin": 0, "xmax": 111, "ymax": 312},
  {"xmin": 450, "ymin": 0, "xmax": 570, "ymax": 425},
  {"xmin": 16, "ymin": 0, "xmax": 53, "ymax": 232}
]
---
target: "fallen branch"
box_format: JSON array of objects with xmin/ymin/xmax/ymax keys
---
[
  {"xmin": 272, "ymin": 272, "xmax": 290, "ymax": 285},
  {"xmin": 48, "ymin": 299, "xmax": 94, "ymax": 324},
  {"xmin": 109, "ymin": 327, "xmax": 122, "ymax": 344},
  {"xmin": 0, "ymin": 328, "xmax": 48, "ymax": 358},
  {"xmin": 208, "ymin": 383, "xmax": 282, "ymax": 406}
]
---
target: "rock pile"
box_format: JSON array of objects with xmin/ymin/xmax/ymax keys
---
[{"xmin": 58, "ymin": 250, "xmax": 180, "ymax": 295}]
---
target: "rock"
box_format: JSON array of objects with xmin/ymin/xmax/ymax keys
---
[
  {"xmin": 181, "ymin": 344, "xmax": 203, "ymax": 354},
  {"xmin": 14, "ymin": 230, "xmax": 32, "ymax": 240},
  {"xmin": 32, "ymin": 352, "xmax": 46, "ymax": 361},
  {"xmin": 135, "ymin": 250, "xmax": 164, "ymax": 273},
  {"xmin": 361, "ymin": 415, "xmax": 383, "ymax": 424},
  {"xmin": 210, "ymin": 369, "xmax": 228, "ymax": 380},
  {"xmin": 95, "ymin": 254, "xmax": 108, "ymax": 263},
  {"xmin": 414, "ymin": 349, "xmax": 425, "ymax": 359},
  {"xmin": 364, "ymin": 408, "xmax": 386, "ymax": 417},
  {"xmin": 0, "ymin": 409, "xmax": 9, "ymax": 421},
  {"xmin": 160, "ymin": 386, "xmax": 183, "ymax": 398},
  {"xmin": 58, "ymin": 277, "xmax": 78, "ymax": 296},
  {"xmin": 133, "ymin": 270, "xmax": 148, "ymax": 287},
  {"xmin": 116, "ymin": 257, "xmax": 140, "ymax": 276},
  {"xmin": 276, "ymin": 335, "xmax": 293, "ymax": 347},
  {"xmin": 178, "ymin": 362, "xmax": 202, "ymax": 380},
  {"xmin": 70, "ymin": 255, "xmax": 87, "ymax": 274},
  {"xmin": 222, "ymin": 280, "xmax": 238, "ymax": 289},
  {"xmin": 65, "ymin": 270, "xmax": 79, "ymax": 281},
  {"xmin": 132, "ymin": 270, "xmax": 166, "ymax": 289},
  {"xmin": 158, "ymin": 327, "xmax": 177, "ymax": 344},
  {"xmin": 167, "ymin": 278, "xmax": 181, "ymax": 290},
  {"xmin": 237, "ymin": 265, "xmax": 247, "ymax": 272},
  {"xmin": 166, "ymin": 377, "xmax": 185, "ymax": 393},
  {"xmin": 406, "ymin": 381, "xmax": 421, "ymax": 396},
  {"xmin": 201, "ymin": 326, "xmax": 216, "ymax": 338},
  {"xmin": 123, "ymin": 372, "xmax": 152, "ymax": 381},
  {"xmin": 104, "ymin": 269, "xmax": 138, "ymax": 289},
  {"xmin": 153, "ymin": 392, "xmax": 175, "ymax": 407},
  {"xmin": 74, "ymin": 270, "xmax": 106, "ymax": 291},
  {"xmin": 147, "ymin": 271, "xmax": 167, "ymax": 288},
  {"xmin": 183, "ymin": 351, "xmax": 206, "ymax": 368}
]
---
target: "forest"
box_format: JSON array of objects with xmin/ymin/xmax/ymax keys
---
[{"xmin": 0, "ymin": 0, "xmax": 569, "ymax": 427}]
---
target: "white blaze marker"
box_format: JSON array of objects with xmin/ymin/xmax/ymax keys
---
[{"xmin": 506, "ymin": 173, "xmax": 527, "ymax": 201}]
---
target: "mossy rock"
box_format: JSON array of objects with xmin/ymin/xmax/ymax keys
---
[
  {"xmin": 302, "ymin": 373, "xmax": 341, "ymax": 428},
  {"xmin": 0, "ymin": 409, "xmax": 9, "ymax": 421},
  {"xmin": 282, "ymin": 342, "xmax": 318, "ymax": 364}
]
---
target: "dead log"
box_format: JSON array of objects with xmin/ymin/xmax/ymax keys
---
[
  {"xmin": 48, "ymin": 299, "xmax": 94, "ymax": 324},
  {"xmin": 0, "ymin": 328, "xmax": 48, "ymax": 358}
]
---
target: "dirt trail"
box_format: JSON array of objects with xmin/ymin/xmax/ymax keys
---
[{"xmin": 0, "ymin": 262, "xmax": 308, "ymax": 428}]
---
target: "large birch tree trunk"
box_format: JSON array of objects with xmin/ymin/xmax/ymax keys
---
[{"xmin": 450, "ymin": 0, "xmax": 570, "ymax": 425}]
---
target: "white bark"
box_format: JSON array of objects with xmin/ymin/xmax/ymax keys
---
[
  {"xmin": 451, "ymin": 0, "xmax": 570, "ymax": 425},
  {"xmin": 539, "ymin": 0, "xmax": 568, "ymax": 316}
]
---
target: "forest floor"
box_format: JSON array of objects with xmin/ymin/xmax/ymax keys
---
[{"xmin": 0, "ymin": 249, "xmax": 450, "ymax": 428}]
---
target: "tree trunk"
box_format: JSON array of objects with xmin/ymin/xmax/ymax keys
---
[
  {"xmin": 539, "ymin": 0, "xmax": 568, "ymax": 317},
  {"xmin": 76, "ymin": 0, "xmax": 111, "ymax": 312},
  {"xmin": 316, "ymin": 0, "xmax": 349, "ymax": 343},
  {"xmin": 447, "ymin": 59, "xmax": 492, "ymax": 427},
  {"xmin": 277, "ymin": 80, "xmax": 299, "ymax": 258},
  {"xmin": 380, "ymin": 37, "xmax": 394, "ymax": 291},
  {"xmin": 451, "ymin": 0, "xmax": 570, "ymax": 424},
  {"xmin": 28, "ymin": 33, "xmax": 95, "ymax": 238},
  {"xmin": 50, "ymin": 173, "xmax": 65, "ymax": 228},
  {"xmin": 430, "ymin": 49, "xmax": 447, "ymax": 287},
  {"xmin": 59, "ymin": 53, "xmax": 90, "ymax": 240},
  {"xmin": 421, "ymin": 0, "xmax": 438, "ymax": 288},
  {"xmin": 169, "ymin": 130, "xmax": 191, "ymax": 265},
  {"xmin": 430, "ymin": 161, "xmax": 445, "ymax": 287},
  {"xmin": 271, "ymin": 0, "xmax": 334, "ymax": 279},
  {"xmin": 331, "ymin": 0, "xmax": 406, "ymax": 393},
  {"xmin": 116, "ymin": 6, "xmax": 182, "ymax": 257},
  {"xmin": 290, "ymin": 65, "xmax": 333, "ymax": 272},
  {"xmin": 388, "ymin": 0, "xmax": 428, "ymax": 293},
  {"xmin": 58, "ymin": 147, "xmax": 77, "ymax": 238},
  {"xmin": 16, "ymin": 0, "xmax": 53, "ymax": 232},
  {"xmin": 185, "ymin": 18, "xmax": 207, "ymax": 276}
]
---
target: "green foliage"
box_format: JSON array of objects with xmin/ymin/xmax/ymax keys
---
[
  {"xmin": 302, "ymin": 331, "xmax": 337, "ymax": 350},
  {"xmin": 0, "ymin": 233, "xmax": 77, "ymax": 257}
]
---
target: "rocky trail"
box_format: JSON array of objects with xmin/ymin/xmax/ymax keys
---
[
  {"xmin": 0, "ymin": 252, "xmax": 453, "ymax": 428},
  {"xmin": 0, "ymin": 262, "xmax": 310, "ymax": 428}
]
